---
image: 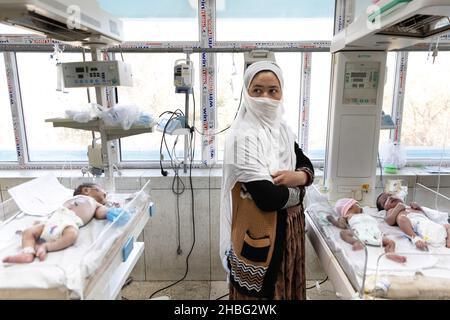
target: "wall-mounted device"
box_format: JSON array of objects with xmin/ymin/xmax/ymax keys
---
[
  {"xmin": 325, "ymin": 51, "xmax": 387, "ymax": 206},
  {"xmin": 332, "ymin": 0, "xmax": 450, "ymax": 52},
  {"xmin": 0, "ymin": 0, "xmax": 123, "ymax": 46},
  {"xmin": 60, "ymin": 60, "xmax": 133, "ymax": 88},
  {"xmin": 244, "ymin": 50, "xmax": 276, "ymax": 71},
  {"xmin": 87, "ymin": 143, "xmax": 103, "ymax": 176}
]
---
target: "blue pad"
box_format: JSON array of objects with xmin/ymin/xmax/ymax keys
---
[{"xmin": 106, "ymin": 207, "xmax": 131, "ymax": 226}]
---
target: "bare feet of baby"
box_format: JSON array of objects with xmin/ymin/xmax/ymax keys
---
[
  {"xmin": 35, "ymin": 244, "xmax": 48, "ymax": 261},
  {"xmin": 2, "ymin": 252, "xmax": 35, "ymax": 264},
  {"xmin": 386, "ymin": 253, "xmax": 407, "ymax": 264}
]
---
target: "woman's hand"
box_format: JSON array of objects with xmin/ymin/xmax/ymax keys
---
[{"xmin": 272, "ymin": 170, "xmax": 308, "ymax": 187}]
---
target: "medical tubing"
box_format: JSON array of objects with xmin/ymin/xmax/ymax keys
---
[
  {"xmin": 82, "ymin": 48, "xmax": 91, "ymax": 104},
  {"xmin": 373, "ymin": 251, "xmax": 450, "ymax": 294},
  {"xmin": 377, "ymin": 152, "xmax": 384, "ymax": 188},
  {"xmin": 360, "ymin": 244, "xmax": 369, "ymax": 299},
  {"xmin": 343, "ymin": 230, "xmax": 369, "ymax": 298},
  {"xmin": 435, "ymin": 118, "xmax": 449, "ymax": 211},
  {"xmin": 159, "ymin": 109, "xmax": 184, "ymax": 175},
  {"xmin": 415, "ymin": 183, "xmax": 450, "ymax": 202},
  {"xmin": 192, "ymin": 87, "xmax": 243, "ymax": 137}
]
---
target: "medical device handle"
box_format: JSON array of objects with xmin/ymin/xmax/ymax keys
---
[
  {"xmin": 174, "ymin": 59, "xmax": 193, "ymax": 66},
  {"xmin": 368, "ymin": 0, "xmax": 412, "ymax": 23}
]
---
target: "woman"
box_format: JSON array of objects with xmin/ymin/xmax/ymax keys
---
[{"xmin": 220, "ymin": 61, "xmax": 314, "ymax": 300}]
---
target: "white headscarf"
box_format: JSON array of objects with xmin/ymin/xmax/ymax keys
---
[{"xmin": 219, "ymin": 61, "xmax": 297, "ymax": 271}]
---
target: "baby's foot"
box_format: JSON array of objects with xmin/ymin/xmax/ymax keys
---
[
  {"xmin": 2, "ymin": 252, "xmax": 35, "ymax": 264},
  {"xmin": 35, "ymin": 244, "xmax": 48, "ymax": 261},
  {"xmin": 386, "ymin": 253, "xmax": 407, "ymax": 264}
]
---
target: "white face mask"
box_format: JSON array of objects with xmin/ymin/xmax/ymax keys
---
[
  {"xmin": 243, "ymin": 90, "xmax": 283, "ymax": 128},
  {"xmin": 246, "ymin": 95, "xmax": 282, "ymax": 109}
]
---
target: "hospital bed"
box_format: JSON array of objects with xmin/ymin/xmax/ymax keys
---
[
  {"xmin": 0, "ymin": 179, "xmax": 153, "ymax": 300},
  {"xmin": 305, "ymin": 183, "xmax": 450, "ymax": 299}
]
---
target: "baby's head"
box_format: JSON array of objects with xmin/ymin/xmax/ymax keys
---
[
  {"xmin": 376, "ymin": 192, "xmax": 403, "ymax": 211},
  {"xmin": 335, "ymin": 198, "xmax": 361, "ymax": 219},
  {"xmin": 74, "ymin": 183, "xmax": 107, "ymax": 204}
]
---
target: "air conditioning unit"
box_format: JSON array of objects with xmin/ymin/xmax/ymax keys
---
[
  {"xmin": 332, "ymin": 0, "xmax": 450, "ymax": 52},
  {"xmin": 0, "ymin": 0, "xmax": 123, "ymax": 46}
]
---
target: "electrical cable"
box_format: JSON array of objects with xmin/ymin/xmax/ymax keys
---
[
  {"xmin": 149, "ymin": 102, "xmax": 196, "ymax": 299},
  {"xmin": 306, "ymin": 276, "xmax": 328, "ymax": 290},
  {"xmin": 216, "ymin": 293, "xmax": 229, "ymax": 300},
  {"xmin": 159, "ymin": 109, "xmax": 184, "ymax": 176},
  {"xmin": 159, "ymin": 109, "xmax": 186, "ymax": 253}
]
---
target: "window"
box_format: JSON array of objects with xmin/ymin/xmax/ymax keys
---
[
  {"xmin": 276, "ymin": 53, "xmax": 302, "ymax": 138},
  {"xmin": 217, "ymin": 0, "xmax": 334, "ymax": 41},
  {"xmin": 379, "ymin": 52, "xmax": 397, "ymax": 148},
  {"xmin": 216, "ymin": 52, "xmax": 244, "ymax": 161},
  {"xmin": 117, "ymin": 53, "xmax": 201, "ymax": 161},
  {"xmin": 0, "ymin": 24, "xmax": 42, "ymax": 35},
  {"xmin": 98, "ymin": 0, "xmax": 199, "ymax": 41},
  {"xmin": 308, "ymin": 52, "xmax": 396, "ymax": 161},
  {"xmin": 402, "ymin": 52, "xmax": 450, "ymax": 159},
  {"xmin": 308, "ymin": 52, "xmax": 332, "ymax": 159},
  {"xmin": 0, "ymin": 54, "xmax": 16, "ymax": 161},
  {"xmin": 16, "ymin": 52, "xmax": 93, "ymax": 162}
]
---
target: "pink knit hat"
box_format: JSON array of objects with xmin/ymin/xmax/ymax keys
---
[{"xmin": 335, "ymin": 198, "xmax": 358, "ymax": 218}]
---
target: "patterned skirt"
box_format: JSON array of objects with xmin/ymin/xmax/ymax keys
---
[{"xmin": 229, "ymin": 205, "xmax": 306, "ymax": 300}]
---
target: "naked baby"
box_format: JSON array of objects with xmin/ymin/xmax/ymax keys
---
[{"xmin": 3, "ymin": 183, "xmax": 110, "ymax": 263}]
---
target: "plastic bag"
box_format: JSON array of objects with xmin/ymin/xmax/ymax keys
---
[
  {"xmin": 101, "ymin": 104, "xmax": 140, "ymax": 130},
  {"xmin": 385, "ymin": 179, "xmax": 408, "ymax": 201},
  {"xmin": 380, "ymin": 140, "xmax": 407, "ymax": 170},
  {"xmin": 65, "ymin": 103, "xmax": 105, "ymax": 123}
]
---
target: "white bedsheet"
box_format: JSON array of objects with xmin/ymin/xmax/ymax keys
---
[
  {"xmin": 0, "ymin": 212, "xmax": 121, "ymax": 298},
  {"xmin": 8, "ymin": 175, "xmax": 73, "ymax": 216},
  {"xmin": 308, "ymin": 203, "xmax": 450, "ymax": 290}
]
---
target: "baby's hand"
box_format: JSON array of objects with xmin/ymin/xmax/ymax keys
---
[
  {"xmin": 395, "ymin": 202, "xmax": 406, "ymax": 211},
  {"xmin": 352, "ymin": 241, "xmax": 364, "ymax": 251},
  {"xmin": 410, "ymin": 202, "xmax": 420, "ymax": 210}
]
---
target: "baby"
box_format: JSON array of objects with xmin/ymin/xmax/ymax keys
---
[
  {"xmin": 327, "ymin": 198, "xmax": 407, "ymax": 263},
  {"xmin": 377, "ymin": 192, "xmax": 450, "ymax": 251},
  {"xmin": 2, "ymin": 183, "xmax": 126, "ymax": 264}
]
